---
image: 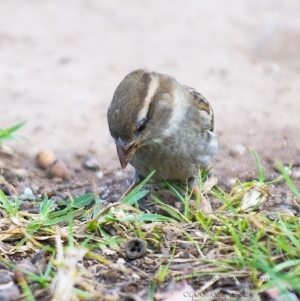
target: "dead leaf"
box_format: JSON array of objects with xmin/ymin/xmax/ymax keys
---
[{"xmin": 240, "ymin": 184, "xmax": 269, "ymax": 211}]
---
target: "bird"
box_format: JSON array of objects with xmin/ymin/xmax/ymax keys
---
[{"xmin": 107, "ymin": 69, "xmax": 218, "ymax": 203}]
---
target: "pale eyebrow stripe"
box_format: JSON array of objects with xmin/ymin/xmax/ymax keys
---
[{"xmin": 137, "ymin": 74, "xmax": 159, "ymax": 122}]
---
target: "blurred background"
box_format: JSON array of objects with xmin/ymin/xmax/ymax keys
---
[{"xmin": 1, "ymin": 0, "xmax": 300, "ymax": 176}]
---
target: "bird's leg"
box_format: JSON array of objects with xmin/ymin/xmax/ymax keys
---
[
  {"xmin": 119, "ymin": 171, "xmax": 142, "ymax": 200},
  {"xmin": 188, "ymin": 176, "xmax": 200, "ymax": 196},
  {"xmin": 188, "ymin": 176, "xmax": 212, "ymax": 214}
]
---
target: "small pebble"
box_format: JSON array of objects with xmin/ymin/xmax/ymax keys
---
[
  {"xmin": 266, "ymin": 212, "xmax": 277, "ymax": 220},
  {"xmin": 121, "ymin": 282, "xmax": 139, "ymax": 294},
  {"xmin": 75, "ymin": 150, "xmax": 86, "ymax": 158},
  {"xmin": 51, "ymin": 196, "xmax": 64, "ymax": 203},
  {"xmin": 260, "ymin": 287, "xmax": 297, "ymax": 301},
  {"xmin": 0, "ymin": 285, "xmax": 21, "ymax": 301},
  {"xmin": 36, "ymin": 150, "xmax": 57, "ymax": 169},
  {"xmin": 23, "ymin": 187, "xmax": 33, "ymax": 195},
  {"xmin": 40, "ymin": 189, "xmax": 53, "ymax": 198},
  {"xmin": 0, "ymin": 144, "xmax": 14, "ymax": 156},
  {"xmin": 177, "ymin": 251, "xmax": 190, "ymax": 259},
  {"xmin": 228, "ymin": 178, "xmax": 236, "ymax": 186},
  {"xmin": 229, "ymin": 144, "xmax": 246, "ymax": 157},
  {"xmin": 20, "ymin": 201, "xmax": 33, "ymax": 212},
  {"xmin": 180, "ymin": 242, "xmax": 191, "ymax": 249},
  {"xmin": 82, "ymin": 156, "xmax": 100, "ymax": 171},
  {"xmin": 291, "ymin": 170, "xmax": 300, "ymax": 180},
  {"xmin": 278, "ymin": 207, "xmax": 295, "ymax": 221},
  {"xmin": 52, "ymin": 177, "xmax": 64, "ymax": 183},
  {"xmin": 0, "ymin": 270, "xmax": 13, "ymax": 286},
  {"xmin": 273, "ymin": 163, "xmax": 291, "ymax": 175},
  {"xmin": 47, "ymin": 159, "xmax": 70, "ymax": 180},
  {"xmin": 96, "ymin": 170, "xmax": 104, "ymax": 179},
  {"xmin": 114, "ymin": 170, "xmax": 123, "ymax": 179}
]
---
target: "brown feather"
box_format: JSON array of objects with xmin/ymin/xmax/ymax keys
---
[{"xmin": 184, "ymin": 85, "xmax": 214, "ymax": 131}]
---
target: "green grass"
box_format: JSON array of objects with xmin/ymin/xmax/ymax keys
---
[
  {"xmin": 0, "ymin": 151, "xmax": 300, "ymax": 300},
  {"xmin": 0, "ymin": 121, "xmax": 26, "ymax": 143}
]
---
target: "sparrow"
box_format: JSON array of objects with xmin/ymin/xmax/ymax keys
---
[{"xmin": 107, "ymin": 69, "xmax": 218, "ymax": 199}]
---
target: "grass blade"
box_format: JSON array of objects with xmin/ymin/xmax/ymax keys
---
[{"xmin": 276, "ymin": 159, "xmax": 300, "ymax": 199}]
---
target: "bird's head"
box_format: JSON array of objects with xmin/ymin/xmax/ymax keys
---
[{"xmin": 107, "ymin": 69, "xmax": 173, "ymax": 169}]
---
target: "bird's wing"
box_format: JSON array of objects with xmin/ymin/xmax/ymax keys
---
[{"xmin": 183, "ymin": 85, "xmax": 214, "ymax": 131}]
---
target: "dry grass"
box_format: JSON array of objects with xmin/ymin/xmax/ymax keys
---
[{"xmin": 0, "ymin": 149, "xmax": 299, "ymax": 300}]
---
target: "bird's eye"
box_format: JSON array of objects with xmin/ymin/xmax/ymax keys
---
[{"xmin": 136, "ymin": 117, "xmax": 147, "ymax": 133}]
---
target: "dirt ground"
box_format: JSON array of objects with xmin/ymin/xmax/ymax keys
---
[
  {"xmin": 1, "ymin": 0, "xmax": 300, "ymax": 182},
  {"xmin": 1, "ymin": 0, "xmax": 300, "ymax": 300}
]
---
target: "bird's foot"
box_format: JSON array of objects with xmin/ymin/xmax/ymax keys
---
[
  {"xmin": 119, "ymin": 178, "xmax": 141, "ymax": 201},
  {"xmin": 119, "ymin": 171, "xmax": 143, "ymax": 201},
  {"xmin": 188, "ymin": 177, "xmax": 213, "ymax": 214}
]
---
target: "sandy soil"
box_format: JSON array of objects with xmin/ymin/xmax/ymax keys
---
[
  {"xmin": 1, "ymin": 0, "xmax": 300, "ymax": 185},
  {"xmin": 1, "ymin": 2, "xmax": 300, "ymax": 300}
]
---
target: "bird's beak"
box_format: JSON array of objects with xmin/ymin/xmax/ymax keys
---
[{"xmin": 116, "ymin": 139, "xmax": 139, "ymax": 169}]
